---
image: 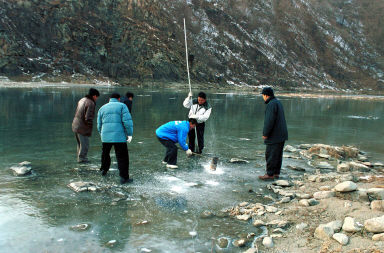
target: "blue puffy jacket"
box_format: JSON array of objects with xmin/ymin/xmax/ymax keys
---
[
  {"xmin": 97, "ymin": 98, "xmax": 133, "ymax": 143},
  {"xmin": 156, "ymin": 121, "xmax": 190, "ymax": 151}
]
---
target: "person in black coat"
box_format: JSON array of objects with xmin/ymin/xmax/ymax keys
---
[
  {"xmin": 259, "ymin": 87, "xmax": 288, "ymax": 180},
  {"xmin": 120, "ymin": 92, "xmax": 134, "ymax": 113}
]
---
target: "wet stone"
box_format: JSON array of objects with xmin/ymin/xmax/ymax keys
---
[
  {"xmin": 10, "ymin": 161, "xmax": 32, "ymax": 176},
  {"xmin": 229, "ymin": 158, "xmax": 249, "ymax": 164},
  {"xmin": 200, "ymin": 210, "xmax": 214, "ymax": 218},
  {"xmin": 216, "ymin": 237, "xmax": 230, "ymax": 249},
  {"xmin": 233, "ymin": 238, "xmax": 247, "ymax": 247},
  {"xmin": 67, "ymin": 181, "xmax": 99, "ymax": 192},
  {"xmin": 286, "ymin": 165, "xmax": 306, "ymax": 172},
  {"xmin": 70, "ymin": 223, "xmax": 91, "ymax": 231}
]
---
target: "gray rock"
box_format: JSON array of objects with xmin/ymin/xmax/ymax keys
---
[
  {"xmin": 10, "ymin": 161, "xmax": 32, "ymax": 176},
  {"xmin": 262, "ymin": 237, "xmax": 274, "ymax": 248},
  {"xmin": 364, "ymin": 215, "xmax": 384, "ymax": 233},
  {"xmin": 267, "ymin": 220, "xmax": 289, "ymax": 228},
  {"xmin": 233, "ymin": 238, "xmax": 247, "ymax": 247},
  {"xmin": 332, "ymin": 233, "xmax": 349, "ymax": 245},
  {"xmin": 342, "ymin": 217, "xmax": 361, "ymax": 232},
  {"xmin": 308, "ymin": 198, "xmax": 320, "ymax": 206},
  {"xmin": 70, "ymin": 223, "xmax": 91, "ymax": 231},
  {"xmin": 296, "ymin": 193, "xmax": 311, "ymax": 199},
  {"xmin": 314, "ymin": 225, "xmax": 334, "ymax": 240},
  {"xmin": 299, "ymin": 199, "xmax": 310, "ymax": 207},
  {"xmin": 265, "ymin": 206, "xmax": 278, "ymax": 213},
  {"xmin": 253, "ymin": 219, "xmax": 265, "ymax": 227},
  {"xmin": 313, "ymin": 191, "xmax": 335, "ymax": 199},
  {"xmin": 229, "ymin": 158, "xmax": 249, "ymax": 164},
  {"xmin": 372, "ymin": 233, "xmax": 384, "ymax": 241},
  {"xmin": 296, "ymin": 223, "xmax": 308, "ymax": 230},
  {"xmin": 286, "ymin": 165, "xmax": 305, "ymax": 172},
  {"xmin": 334, "ymin": 181, "xmax": 357, "ymax": 192},
  {"xmin": 279, "ymin": 197, "xmax": 291, "ymax": 203},
  {"xmin": 200, "ymin": 210, "xmax": 214, "ymax": 218},
  {"xmin": 284, "ymin": 145, "xmax": 298, "ymax": 152},
  {"xmin": 371, "ymin": 200, "xmax": 384, "ymax": 211},
  {"xmin": 319, "ymin": 186, "xmax": 331, "ymax": 191},
  {"xmin": 349, "ymin": 161, "xmax": 370, "ymax": 172},
  {"xmin": 316, "ymin": 161, "xmax": 334, "ymax": 169},
  {"xmin": 326, "ymin": 220, "xmax": 343, "ymax": 233},
  {"xmin": 216, "ymin": 237, "xmax": 230, "ymax": 249},
  {"xmin": 337, "ymin": 163, "xmax": 350, "ymax": 172},
  {"xmin": 273, "ymin": 180, "xmax": 292, "ymax": 187},
  {"xmin": 67, "ymin": 181, "xmax": 99, "ymax": 192},
  {"xmin": 367, "ymin": 188, "xmax": 384, "ymax": 200},
  {"xmin": 236, "ymin": 214, "xmax": 251, "ymax": 221}
]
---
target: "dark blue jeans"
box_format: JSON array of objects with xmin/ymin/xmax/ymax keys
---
[{"xmin": 265, "ymin": 142, "xmax": 285, "ymax": 176}]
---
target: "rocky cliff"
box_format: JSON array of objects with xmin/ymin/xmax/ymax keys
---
[{"xmin": 0, "ymin": 0, "xmax": 383, "ymax": 90}]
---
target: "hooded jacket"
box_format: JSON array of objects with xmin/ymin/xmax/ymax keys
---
[
  {"xmin": 263, "ymin": 96, "xmax": 288, "ymax": 144},
  {"xmin": 72, "ymin": 96, "xmax": 96, "ymax": 137},
  {"xmin": 183, "ymin": 98, "xmax": 212, "ymax": 123},
  {"xmin": 97, "ymin": 98, "xmax": 133, "ymax": 143},
  {"xmin": 155, "ymin": 121, "xmax": 190, "ymax": 151}
]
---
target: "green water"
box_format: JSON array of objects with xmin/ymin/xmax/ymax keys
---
[{"xmin": 0, "ymin": 84, "xmax": 383, "ymax": 252}]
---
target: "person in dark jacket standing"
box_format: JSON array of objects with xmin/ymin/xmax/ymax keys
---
[
  {"xmin": 259, "ymin": 87, "xmax": 288, "ymax": 180},
  {"xmin": 72, "ymin": 88, "xmax": 100, "ymax": 163},
  {"xmin": 97, "ymin": 93, "xmax": 133, "ymax": 184},
  {"xmin": 120, "ymin": 92, "xmax": 134, "ymax": 113}
]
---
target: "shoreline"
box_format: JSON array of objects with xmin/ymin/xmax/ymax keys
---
[{"xmin": 1, "ymin": 80, "xmax": 384, "ymax": 100}]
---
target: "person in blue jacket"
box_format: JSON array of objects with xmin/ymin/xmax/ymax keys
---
[
  {"xmin": 97, "ymin": 93, "xmax": 133, "ymax": 184},
  {"xmin": 156, "ymin": 118, "xmax": 197, "ymax": 169}
]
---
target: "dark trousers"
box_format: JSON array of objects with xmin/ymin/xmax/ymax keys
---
[
  {"xmin": 265, "ymin": 142, "xmax": 285, "ymax": 176},
  {"xmin": 101, "ymin": 142, "xmax": 129, "ymax": 179},
  {"xmin": 188, "ymin": 122, "xmax": 205, "ymax": 153},
  {"xmin": 157, "ymin": 137, "xmax": 178, "ymax": 165}
]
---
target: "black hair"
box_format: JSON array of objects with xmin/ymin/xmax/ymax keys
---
[
  {"xmin": 126, "ymin": 92, "xmax": 134, "ymax": 98},
  {"xmin": 88, "ymin": 88, "xmax": 100, "ymax": 97},
  {"xmin": 111, "ymin": 93, "xmax": 120, "ymax": 99},
  {"xmin": 198, "ymin": 92, "xmax": 206, "ymax": 99},
  {"xmin": 188, "ymin": 118, "xmax": 198, "ymax": 125}
]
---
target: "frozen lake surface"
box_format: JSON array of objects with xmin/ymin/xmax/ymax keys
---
[{"xmin": 0, "ymin": 84, "xmax": 383, "ymax": 252}]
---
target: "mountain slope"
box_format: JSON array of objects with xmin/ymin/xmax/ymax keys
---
[{"xmin": 0, "ymin": 0, "xmax": 383, "ymax": 90}]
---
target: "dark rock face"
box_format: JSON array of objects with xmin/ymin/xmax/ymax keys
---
[{"xmin": 0, "ymin": 0, "xmax": 383, "ymax": 89}]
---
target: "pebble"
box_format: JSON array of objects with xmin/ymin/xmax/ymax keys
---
[
  {"xmin": 364, "ymin": 215, "xmax": 384, "ymax": 233},
  {"xmin": 371, "ymin": 200, "xmax": 384, "ymax": 211},
  {"xmin": 314, "ymin": 225, "xmax": 334, "ymax": 240},
  {"xmin": 334, "ymin": 181, "xmax": 357, "ymax": 192},
  {"xmin": 262, "ymin": 237, "xmax": 274, "ymax": 248},
  {"xmin": 372, "ymin": 233, "xmax": 384, "ymax": 241},
  {"xmin": 296, "ymin": 223, "xmax": 308, "ymax": 230},
  {"xmin": 332, "ymin": 233, "xmax": 349, "ymax": 245},
  {"xmin": 342, "ymin": 217, "xmax": 361, "ymax": 232},
  {"xmin": 313, "ymin": 191, "xmax": 335, "ymax": 199}
]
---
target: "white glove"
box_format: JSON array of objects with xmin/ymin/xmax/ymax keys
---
[
  {"xmin": 127, "ymin": 136, "xmax": 132, "ymax": 143},
  {"xmin": 186, "ymin": 149, "xmax": 193, "ymax": 156},
  {"xmin": 188, "ymin": 91, "xmax": 193, "ymax": 97}
]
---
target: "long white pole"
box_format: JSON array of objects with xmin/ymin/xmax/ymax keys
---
[
  {"xmin": 183, "ymin": 18, "xmax": 199, "ymax": 152},
  {"xmin": 183, "ymin": 18, "xmax": 192, "ymax": 93}
]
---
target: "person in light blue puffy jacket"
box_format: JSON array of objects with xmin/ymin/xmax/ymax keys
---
[
  {"xmin": 156, "ymin": 119, "xmax": 197, "ymax": 169},
  {"xmin": 97, "ymin": 93, "xmax": 133, "ymax": 184}
]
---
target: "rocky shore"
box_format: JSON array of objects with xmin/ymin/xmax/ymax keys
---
[{"xmin": 220, "ymin": 144, "xmax": 384, "ymax": 252}]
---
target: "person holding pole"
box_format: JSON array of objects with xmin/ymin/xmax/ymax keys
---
[{"xmin": 183, "ymin": 92, "xmax": 212, "ymax": 154}]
